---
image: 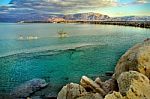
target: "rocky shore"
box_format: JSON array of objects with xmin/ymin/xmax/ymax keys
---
[
  {"xmin": 57, "ymin": 39, "xmax": 150, "ymax": 99},
  {"xmin": 9, "ymin": 39, "xmax": 150, "ymax": 99}
]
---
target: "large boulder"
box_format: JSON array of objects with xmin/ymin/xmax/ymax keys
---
[
  {"xmin": 10, "ymin": 78, "xmax": 48, "ymax": 98},
  {"xmin": 105, "ymin": 71, "xmax": 150, "ymax": 99},
  {"xmin": 114, "ymin": 40, "xmax": 150, "ymax": 79},
  {"xmin": 117, "ymin": 71, "xmax": 150, "ymax": 97},
  {"xmin": 57, "ymin": 83, "xmax": 86, "ymax": 99}
]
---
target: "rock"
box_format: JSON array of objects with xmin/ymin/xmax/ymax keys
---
[
  {"xmin": 114, "ymin": 40, "xmax": 150, "ymax": 79},
  {"xmin": 105, "ymin": 71, "xmax": 150, "ymax": 99},
  {"xmin": 76, "ymin": 93, "xmax": 103, "ymax": 99},
  {"xmin": 95, "ymin": 77, "xmax": 102, "ymax": 87},
  {"xmin": 117, "ymin": 71, "xmax": 150, "ymax": 96},
  {"xmin": 80, "ymin": 76, "xmax": 106, "ymax": 96},
  {"xmin": 31, "ymin": 96, "xmax": 42, "ymax": 99},
  {"xmin": 105, "ymin": 91, "xmax": 123, "ymax": 99},
  {"xmin": 101, "ymin": 79, "xmax": 118, "ymax": 94},
  {"xmin": 10, "ymin": 78, "xmax": 48, "ymax": 98},
  {"xmin": 57, "ymin": 83, "xmax": 86, "ymax": 99}
]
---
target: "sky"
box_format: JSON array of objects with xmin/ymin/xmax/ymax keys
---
[
  {"xmin": 0, "ymin": 0, "xmax": 11, "ymax": 5},
  {"xmin": 0, "ymin": 0, "xmax": 150, "ymax": 17}
]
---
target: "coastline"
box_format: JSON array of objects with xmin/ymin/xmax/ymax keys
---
[
  {"xmin": 6, "ymin": 39, "xmax": 150, "ymax": 99},
  {"xmin": 22, "ymin": 21, "xmax": 150, "ymax": 28}
]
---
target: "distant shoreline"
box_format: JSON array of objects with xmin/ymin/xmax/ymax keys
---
[{"xmin": 20, "ymin": 20, "xmax": 150, "ymax": 28}]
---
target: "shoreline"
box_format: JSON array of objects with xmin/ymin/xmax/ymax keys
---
[{"xmin": 22, "ymin": 21, "xmax": 150, "ymax": 28}]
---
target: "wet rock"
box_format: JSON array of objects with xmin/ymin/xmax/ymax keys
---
[
  {"xmin": 76, "ymin": 92, "xmax": 103, "ymax": 99},
  {"xmin": 105, "ymin": 71, "xmax": 150, "ymax": 99},
  {"xmin": 57, "ymin": 83, "xmax": 86, "ymax": 99},
  {"xmin": 114, "ymin": 40, "xmax": 150, "ymax": 79},
  {"xmin": 10, "ymin": 78, "xmax": 48, "ymax": 98},
  {"xmin": 80, "ymin": 76, "xmax": 106, "ymax": 96}
]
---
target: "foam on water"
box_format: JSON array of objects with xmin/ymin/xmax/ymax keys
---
[{"xmin": 0, "ymin": 42, "xmax": 106, "ymax": 58}]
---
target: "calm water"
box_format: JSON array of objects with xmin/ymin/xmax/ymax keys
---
[{"xmin": 0, "ymin": 23, "xmax": 150, "ymax": 95}]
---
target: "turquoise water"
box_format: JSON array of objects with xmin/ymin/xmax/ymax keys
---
[{"xmin": 0, "ymin": 23, "xmax": 150, "ymax": 95}]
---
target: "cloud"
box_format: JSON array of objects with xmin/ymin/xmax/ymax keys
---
[
  {"xmin": 0, "ymin": 0, "xmax": 149, "ymax": 16},
  {"xmin": 137, "ymin": 0, "xmax": 150, "ymax": 4}
]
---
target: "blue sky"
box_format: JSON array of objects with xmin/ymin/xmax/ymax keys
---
[
  {"xmin": 0, "ymin": 0, "xmax": 150, "ymax": 17},
  {"xmin": 0, "ymin": 0, "xmax": 11, "ymax": 5}
]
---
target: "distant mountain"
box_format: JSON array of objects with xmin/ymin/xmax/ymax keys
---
[
  {"xmin": 0, "ymin": 0, "xmax": 150, "ymax": 22},
  {"xmin": 0, "ymin": 12, "xmax": 110, "ymax": 22},
  {"xmin": 0, "ymin": 11, "xmax": 150, "ymax": 22},
  {"xmin": 64, "ymin": 12, "xmax": 110, "ymax": 20}
]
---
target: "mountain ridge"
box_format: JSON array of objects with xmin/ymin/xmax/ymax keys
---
[{"xmin": 0, "ymin": 12, "xmax": 150, "ymax": 22}]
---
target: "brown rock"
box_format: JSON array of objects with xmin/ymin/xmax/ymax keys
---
[
  {"xmin": 105, "ymin": 71, "xmax": 150, "ymax": 99},
  {"xmin": 117, "ymin": 71, "xmax": 150, "ymax": 96},
  {"xmin": 95, "ymin": 77, "xmax": 102, "ymax": 86},
  {"xmin": 80, "ymin": 76, "xmax": 106, "ymax": 96},
  {"xmin": 76, "ymin": 93, "xmax": 103, "ymax": 99},
  {"xmin": 101, "ymin": 79, "xmax": 117, "ymax": 94},
  {"xmin": 114, "ymin": 40, "xmax": 150, "ymax": 79},
  {"xmin": 105, "ymin": 91, "xmax": 123, "ymax": 99},
  {"xmin": 57, "ymin": 83, "xmax": 86, "ymax": 99}
]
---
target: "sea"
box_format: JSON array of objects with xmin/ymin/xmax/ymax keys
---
[{"xmin": 0, "ymin": 23, "xmax": 150, "ymax": 95}]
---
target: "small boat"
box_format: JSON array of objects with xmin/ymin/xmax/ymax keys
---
[{"xmin": 58, "ymin": 30, "xmax": 69, "ymax": 38}]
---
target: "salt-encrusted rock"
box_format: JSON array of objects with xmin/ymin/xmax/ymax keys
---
[
  {"xmin": 114, "ymin": 40, "xmax": 150, "ymax": 79},
  {"xmin": 105, "ymin": 71, "xmax": 150, "ymax": 99},
  {"xmin": 80, "ymin": 76, "xmax": 106, "ymax": 96},
  {"xmin": 117, "ymin": 71, "xmax": 150, "ymax": 96},
  {"xmin": 76, "ymin": 93, "xmax": 103, "ymax": 99},
  {"xmin": 57, "ymin": 83, "xmax": 86, "ymax": 99},
  {"xmin": 10, "ymin": 78, "xmax": 48, "ymax": 98}
]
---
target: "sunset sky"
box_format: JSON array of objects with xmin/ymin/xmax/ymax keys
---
[{"xmin": 0, "ymin": 0, "xmax": 150, "ymax": 17}]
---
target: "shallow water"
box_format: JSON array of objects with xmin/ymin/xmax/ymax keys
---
[{"xmin": 0, "ymin": 23, "xmax": 150, "ymax": 95}]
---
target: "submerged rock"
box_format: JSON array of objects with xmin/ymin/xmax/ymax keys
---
[
  {"xmin": 57, "ymin": 83, "xmax": 86, "ymax": 99},
  {"xmin": 105, "ymin": 71, "xmax": 150, "ymax": 99},
  {"xmin": 114, "ymin": 40, "xmax": 150, "ymax": 79},
  {"xmin": 10, "ymin": 78, "xmax": 48, "ymax": 98}
]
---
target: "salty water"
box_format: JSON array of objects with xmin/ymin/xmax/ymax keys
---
[{"xmin": 0, "ymin": 23, "xmax": 150, "ymax": 95}]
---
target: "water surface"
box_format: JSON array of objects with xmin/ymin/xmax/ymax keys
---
[{"xmin": 0, "ymin": 23, "xmax": 149, "ymax": 95}]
